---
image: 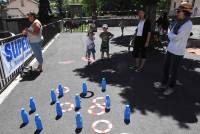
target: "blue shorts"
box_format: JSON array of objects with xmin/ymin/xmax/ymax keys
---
[{"xmin": 87, "ymin": 48, "xmax": 96, "ymax": 55}]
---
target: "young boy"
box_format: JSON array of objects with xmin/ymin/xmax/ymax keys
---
[{"xmin": 99, "ymin": 24, "xmax": 114, "ymax": 59}]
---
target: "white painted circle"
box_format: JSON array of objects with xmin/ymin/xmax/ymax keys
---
[
  {"xmin": 88, "ymin": 105, "xmax": 105, "ymax": 116},
  {"xmin": 56, "ymin": 86, "xmax": 70, "ymax": 94},
  {"xmin": 58, "ymin": 60, "xmax": 74, "ymax": 64},
  {"xmin": 92, "ymin": 120, "xmax": 112, "ymax": 133},
  {"xmin": 60, "ymin": 102, "xmax": 74, "ymax": 112},
  {"xmin": 92, "ymin": 97, "xmax": 106, "ymax": 106}
]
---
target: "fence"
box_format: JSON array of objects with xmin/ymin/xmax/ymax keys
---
[{"xmin": 0, "ymin": 20, "xmax": 63, "ymax": 93}]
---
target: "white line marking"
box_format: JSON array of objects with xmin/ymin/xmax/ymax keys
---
[{"xmin": 0, "ymin": 33, "xmax": 60, "ymax": 105}]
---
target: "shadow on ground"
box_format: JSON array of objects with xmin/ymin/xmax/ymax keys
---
[
  {"xmin": 73, "ymin": 50, "xmax": 200, "ymax": 129},
  {"xmin": 111, "ymin": 35, "xmax": 133, "ymax": 47},
  {"xmin": 20, "ymin": 70, "xmax": 41, "ymax": 82}
]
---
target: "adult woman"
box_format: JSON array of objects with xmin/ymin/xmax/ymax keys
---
[
  {"xmin": 22, "ymin": 11, "xmax": 43, "ymax": 72},
  {"xmin": 133, "ymin": 9, "xmax": 151, "ymax": 72},
  {"xmin": 154, "ymin": 2, "xmax": 193, "ymax": 95}
]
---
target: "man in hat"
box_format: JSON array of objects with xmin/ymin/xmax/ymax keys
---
[{"xmin": 154, "ymin": 2, "xmax": 193, "ymax": 95}]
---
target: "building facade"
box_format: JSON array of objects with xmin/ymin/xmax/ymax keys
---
[
  {"xmin": 169, "ymin": 0, "xmax": 200, "ymax": 16},
  {"xmin": 2, "ymin": 0, "xmax": 38, "ymax": 18}
]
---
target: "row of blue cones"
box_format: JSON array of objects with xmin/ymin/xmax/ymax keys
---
[
  {"xmin": 21, "ymin": 97, "xmax": 43, "ymax": 131},
  {"xmin": 21, "ymin": 78, "xmax": 131, "ymax": 132}
]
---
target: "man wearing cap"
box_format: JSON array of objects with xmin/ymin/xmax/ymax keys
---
[
  {"xmin": 22, "ymin": 11, "xmax": 44, "ymax": 72},
  {"xmin": 154, "ymin": 2, "xmax": 193, "ymax": 95}
]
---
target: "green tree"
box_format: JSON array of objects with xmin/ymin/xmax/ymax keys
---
[
  {"xmin": 38, "ymin": 0, "xmax": 52, "ymax": 24},
  {"xmin": 82, "ymin": 0, "xmax": 169, "ymax": 29}
]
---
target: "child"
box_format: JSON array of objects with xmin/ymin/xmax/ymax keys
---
[
  {"xmin": 119, "ymin": 18, "xmax": 125, "ymax": 36},
  {"xmin": 99, "ymin": 24, "xmax": 114, "ymax": 59},
  {"xmin": 86, "ymin": 31, "xmax": 96, "ymax": 63}
]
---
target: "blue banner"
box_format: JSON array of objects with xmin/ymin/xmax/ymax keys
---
[{"xmin": 0, "ymin": 37, "xmax": 33, "ymax": 78}]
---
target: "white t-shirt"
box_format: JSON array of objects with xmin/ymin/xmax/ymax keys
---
[
  {"xmin": 86, "ymin": 37, "xmax": 95, "ymax": 50},
  {"xmin": 167, "ymin": 20, "xmax": 193, "ymax": 56},
  {"xmin": 137, "ymin": 20, "xmax": 145, "ymax": 36},
  {"xmin": 28, "ymin": 19, "xmax": 43, "ymax": 43}
]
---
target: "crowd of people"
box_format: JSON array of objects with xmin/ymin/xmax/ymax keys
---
[{"xmin": 85, "ymin": 2, "xmax": 193, "ymax": 96}]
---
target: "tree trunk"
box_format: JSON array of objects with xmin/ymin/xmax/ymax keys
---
[{"xmin": 145, "ymin": 0, "xmax": 157, "ymax": 31}]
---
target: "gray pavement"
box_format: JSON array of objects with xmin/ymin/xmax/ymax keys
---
[{"xmin": 0, "ymin": 27, "xmax": 200, "ymax": 134}]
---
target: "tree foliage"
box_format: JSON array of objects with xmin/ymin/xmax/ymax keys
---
[{"xmin": 38, "ymin": 0, "xmax": 52, "ymax": 24}]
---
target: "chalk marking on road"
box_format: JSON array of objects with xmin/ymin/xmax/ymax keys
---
[
  {"xmin": 0, "ymin": 33, "xmax": 60, "ymax": 105},
  {"xmin": 92, "ymin": 97, "xmax": 106, "ymax": 106},
  {"xmin": 88, "ymin": 105, "xmax": 105, "ymax": 116},
  {"xmin": 61, "ymin": 102, "xmax": 74, "ymax": 112},
  {"xmin": 58, "ymin": 60, "xmax": 75, "ymax": 65},
  {"xmin": 92, "ymin": 120, "xmax": 113, "ymax": 133},
  {"xmin": 56, "ymin": 86, "xmax": 70, "ymax": 94}
]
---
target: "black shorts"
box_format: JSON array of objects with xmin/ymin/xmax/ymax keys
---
[{"xmin": 133, "ymin": 36, "xmax": 147, "ymax": 58}]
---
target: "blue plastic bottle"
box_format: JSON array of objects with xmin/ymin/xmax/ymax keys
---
[
  {"xmin": 102, "ymin": 78, "xmax": 106, "ymax": 92},
  {"xmin": 29, "ymin": 97, "xmax": 36, "ymax": 112},
  {"xmin": 82, "ymin": 82, "xmax": 87, "ymax": 96},
  {"xmin": 58, "ymin": 83, "xmax": 64, "ymax": 97},
  {"xmin": 75, "ymin": 94, "xmax": 81, "ymax": 110},
  {"xmin": 21, "ymin": 108, "xmax": 29, "ymax": 124},
  {"xmin": 124, "ymin": 105, "xmax": 131, "ymax": 121},
  {"xmin": 76, "ymin": 112, "xmax": 83, "ymax": 129},
  {"xmin": 34, "ymin": 114, "xmax": 43, "ymax": 131},
  {"xmin": 56, "ymin": 101, "xmax": 63, "ymax": 117},
  {"xmin": 51, "ymin": 89, "xmax": 57, "ymax": 103},
  {"xmin": 105, "ymin": 95, "xmax": 111, "ymax": 110}
]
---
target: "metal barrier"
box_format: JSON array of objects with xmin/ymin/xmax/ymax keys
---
[{"xmin": 0, "ymin": 20, "xmax": 63, "ymax": 93}]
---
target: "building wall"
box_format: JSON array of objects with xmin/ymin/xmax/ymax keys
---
[{"xmin": 6, "ymin": 0, "xmax": 38, "ymax": 18}]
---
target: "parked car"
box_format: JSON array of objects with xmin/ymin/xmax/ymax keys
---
[{"xmin": 0, "ymin": 31, "xmax": 15, "ymax": 40}]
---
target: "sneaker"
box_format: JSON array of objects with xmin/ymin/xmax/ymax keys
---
[
  {"xmin": 163, "ymin": 88, "xmax": 174, "ymax": 96},
  {"xmin": 153, "ymin": 82, "xmax": 167, "ymax": 89},
  {"xmin": 129, "ymin": 65, "xmax": 138, "ymax": 70}
]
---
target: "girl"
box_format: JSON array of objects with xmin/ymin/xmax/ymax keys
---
[{"xmin": 86, "ymin": 31, "xmax": 96, "ymax": 63}]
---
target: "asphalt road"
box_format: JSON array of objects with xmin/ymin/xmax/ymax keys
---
[{"xmin": 0, "ymin": 27, "xmax": 200, "ymax": 134}]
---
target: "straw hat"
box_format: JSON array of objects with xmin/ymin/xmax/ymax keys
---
[{"xmin": 177, "ymin": 2, "xmax": 193, "ymax": 14}]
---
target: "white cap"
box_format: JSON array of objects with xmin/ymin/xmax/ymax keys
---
[{"xmin": 102, "ymin": 24, "xmax": 108, "ymax": 28}]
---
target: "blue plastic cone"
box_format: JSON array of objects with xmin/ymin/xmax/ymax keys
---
[
  {"xmin": 82, "ymin": 82, "xmax": 87, "ymax": 96},
  {"xmin": 76, "ymin": 112, "xmax": 83, "ymax": 129},
  {"xmin": 58, "ymin": 83, "xmax": 64, "ymax": 97},
  {"xmin": 51, "ymin": 89, "xmax": 57, "ymax": 104},
  {"xmin": 21, "ymin": 108, "xmax": 29, "ymax": 124},
  {"xmin": 75, "ymin": 94, "xmax": 81, "ymax": 110},
  {"xmin": 56, "ymin": 101, "xmax": 63, "ymax": 117},
  {"xmin": 124, "ymin": 105, "xmax": 131, "ymax": 121},
  {"xmin": 29, "ymin": 97, "xmax": 36, "ymax": 113},
  {"xmin": 102, "ymin": 78, "xmax": 106, "ymax": 92},
  {"xmin": 34, "ymin": 114, "xmax": 43, "ymax": 131},
  {"xmin": 105, "ymin": 95, "xmax": 111, "ymax": 110}
]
